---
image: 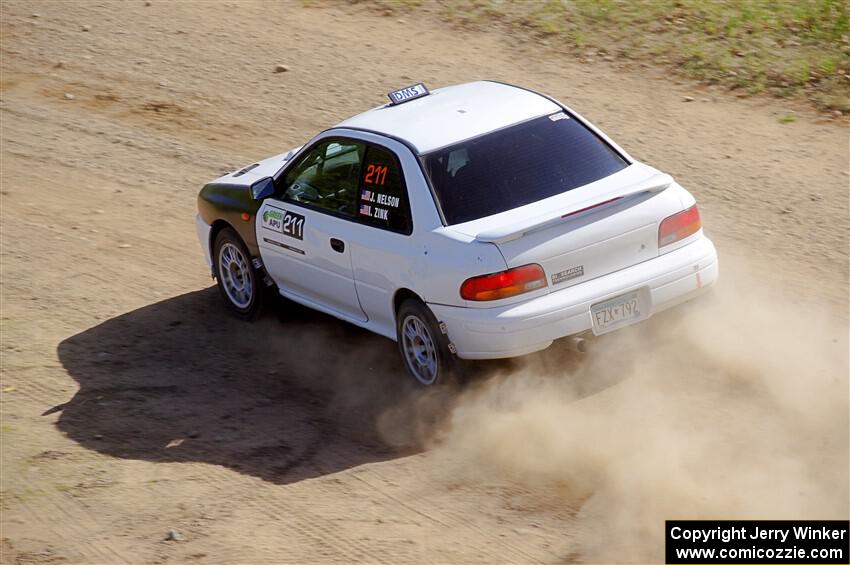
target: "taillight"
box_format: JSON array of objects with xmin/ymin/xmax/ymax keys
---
[
  {"xmin": 659, "ymin": 205, "xmax": 701, "ymax": 247},
  {"xmin": 460, "ymin": 264, "xmax": 547, "ymax": 301}
]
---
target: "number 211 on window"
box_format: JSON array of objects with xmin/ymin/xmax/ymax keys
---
[{"xmin": 364, "ymin": 164, "xmax": 388, "ymax": 186}]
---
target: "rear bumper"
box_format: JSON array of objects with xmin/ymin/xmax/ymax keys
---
[
  {"xmin": 429, "ymin": 236, "xmax": 718, "ymax": 360},
  {"xmin": 195, "ymin": 214, "xmax": 213, "ymax": 274}
]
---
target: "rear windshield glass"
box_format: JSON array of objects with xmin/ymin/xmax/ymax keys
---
[{"xmin": 422, "ymin": 112, "xmax": 628, "ymax": 225}]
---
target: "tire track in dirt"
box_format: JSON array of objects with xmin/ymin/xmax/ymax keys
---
[
  {"xmin": 4, "ymin": 462, "xmax": 132, "ymax": 563},
  {"xmin": 349, "ymin": 463, "xmax": 569, "ymax": 563}
]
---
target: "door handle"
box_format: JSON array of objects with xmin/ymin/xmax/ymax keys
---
[{"xmin": 330, "ymin": 238, "xmax": 345, "ymax": 253}]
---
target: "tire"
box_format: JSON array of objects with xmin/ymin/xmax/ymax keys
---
[
  {"xmin": 396, "ymin": 299, "xmax": 456, "ymax": 387},
  {"xmin": 213, "ymin": 228, "xmax": 264, "ymax": 320}
]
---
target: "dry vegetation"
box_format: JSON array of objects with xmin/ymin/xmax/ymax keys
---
[{"xmin": 367, "ymin": 0, "xmax": 850, "ymax": 113}]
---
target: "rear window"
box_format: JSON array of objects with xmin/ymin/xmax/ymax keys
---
[{"xmin": 422, "ymin": 112, "xmax": 628, "ymax": 225}]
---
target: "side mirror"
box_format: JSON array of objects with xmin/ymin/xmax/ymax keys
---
[{"xmin": 250, "ymin": 177, "xmax": 275, "ymax": 200}]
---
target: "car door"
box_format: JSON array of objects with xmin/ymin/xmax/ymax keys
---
[
  {"xmin": 256, "ymin": 138, "xmax": 367, "ymax": 322},
  {"xmin": 344, "ymin": 142, "xmax": 416, "ymax": 335}
]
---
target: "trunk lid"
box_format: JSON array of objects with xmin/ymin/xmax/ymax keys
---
[{"xmin": 448, "ymin": 163, "xmax": 684, "ymax": 291}]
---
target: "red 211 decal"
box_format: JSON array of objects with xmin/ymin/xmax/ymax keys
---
[{"xmin": 364, "ymin": 164, "xmax": 388, "ymax": 186}]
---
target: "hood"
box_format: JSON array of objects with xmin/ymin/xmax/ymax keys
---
[{"xmin": 208, "ymin": 145, "xmax": 303, "ymax": 187}]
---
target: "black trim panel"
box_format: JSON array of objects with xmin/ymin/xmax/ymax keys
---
[{"xmin": 263, "ymin": 237, "xmax": 305, "ymax": 255}]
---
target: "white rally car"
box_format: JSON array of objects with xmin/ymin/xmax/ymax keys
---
[{"xmin": 196, "ymin": 81, "xmax": 718, "ymax": 386}]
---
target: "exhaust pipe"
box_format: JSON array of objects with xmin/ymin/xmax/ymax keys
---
[{"xmin": 566, "ymin": 336, "xmax": 586, "ymax": 354}]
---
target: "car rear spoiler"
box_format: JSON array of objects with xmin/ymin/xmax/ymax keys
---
[{"xmin": 474, "ymin": 173, "xmax": 673, "ymax": 244}]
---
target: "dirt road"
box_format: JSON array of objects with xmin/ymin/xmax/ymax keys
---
[{"xmin": 1, "ymin": 1, "xmax": 847, "ymax": 564}]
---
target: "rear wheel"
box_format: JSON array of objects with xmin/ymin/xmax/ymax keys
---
[
  {"xmin": 214, "ymin": 228, "xmax": 264, "ymax": 320},
  {"xmin": 396, "ymin": 299, "xmax": 456, "ymax": 386}
]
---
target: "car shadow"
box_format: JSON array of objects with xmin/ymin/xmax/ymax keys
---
[{"xmin": 55, "ymin": 287, "xmax": 460, "ymax": 485}]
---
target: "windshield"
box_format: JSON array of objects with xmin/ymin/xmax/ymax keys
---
[{"xmin": 422, "ymin": 112, "xmax": 628, "ymax": 225}]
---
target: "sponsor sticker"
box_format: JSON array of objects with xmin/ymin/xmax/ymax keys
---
[{"xmin": 261, "ymin": 208, "xmax": 284, "ymax": 232}]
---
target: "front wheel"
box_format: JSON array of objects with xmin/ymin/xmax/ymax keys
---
[
  {"xmin": 396, "ymin": 299, "xmax": 456, "ymax": 387},
  {"xmin": 213, "ymin": 228, "xmax": 264, "ymax": 320}
]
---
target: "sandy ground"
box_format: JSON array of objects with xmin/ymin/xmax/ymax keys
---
[{"xmin": 0, "ymin": 1, "xmax": 848, "ymax": 564}]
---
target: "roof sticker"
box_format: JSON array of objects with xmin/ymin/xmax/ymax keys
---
[{"xmin": 387, "ymin": 83, "xmax": 429, "ymax": 105}]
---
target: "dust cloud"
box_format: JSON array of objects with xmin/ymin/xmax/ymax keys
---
[{"xmin": 428, "ymin": 255, "xmax": 849, "ymax": 563}]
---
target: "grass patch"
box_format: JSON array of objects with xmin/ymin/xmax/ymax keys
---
[
  {"xmin": 777, "ymin": 113, "xmax": 797, "ymax": 123},
  {"xmin": 427, "ymin": 0, "xmax": 849, "ymax": 113},
  {"xmin": 347, "ymin": 0, "xmax": 423, "ymax": 11}
]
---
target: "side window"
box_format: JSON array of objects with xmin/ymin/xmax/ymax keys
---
[
  {"xmin": 357, "ymin": 145, "xmax": 412, "ymax": 234},
  {"xmin": 282, "ymin": 139, "xmax": 364, "ymax": 217}
]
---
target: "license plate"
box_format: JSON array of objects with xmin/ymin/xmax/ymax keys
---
[{"xmin": 590, "ymin": 290, "xmax": 644, "ymax": 335}]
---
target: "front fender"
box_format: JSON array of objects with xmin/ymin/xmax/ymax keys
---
[{"xmin": 197, "ymin": 183, "xmax": 261, "ymax": 256}]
